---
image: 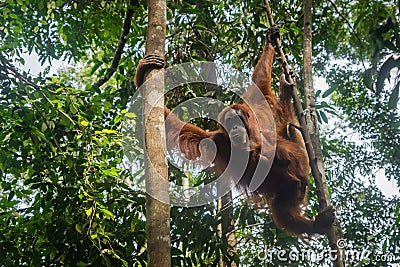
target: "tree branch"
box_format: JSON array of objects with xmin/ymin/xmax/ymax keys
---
[
  {"xmin": 92, "ymin": 0, "xmax": 137, "ymax": 89},
  {"xmin": 262, "ymin": 1, "xmax": 345, "ymax": 266},
  {"xmin": 327, "ymin": 0, "xmax": 366, "ymax": 70},
  {"xmin": 0, "ymin": 54, "xmax": 76, "ymax": 125},
  {"xmin": 0, "ymin": 54, "xmax": 41, "ymax": 90}
]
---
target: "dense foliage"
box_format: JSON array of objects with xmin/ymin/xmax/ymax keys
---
[{"xmin": 0, "ymin": 0, "xmax": 399, "ymax": 266}]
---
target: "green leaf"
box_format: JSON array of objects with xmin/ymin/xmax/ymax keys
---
[
  {"xmin": 193, "ymin": 24, "xmax": 208, "ymax": 30},
  {"xmin": 322, "ymin": 87, "xmax": 335, "ymax": 98},
  {"xmin": 75, "ymin": 224, "xmax": 83, "ymax": 234},
  {"xmin": 31, "ymin": 126, "xmax": 46, "ymax": 140},
  {"xmin": 125, "ymin": 112, "xmax": 136, "ymax": 119},
  {"xmin": 319, "ymin": 111, "xmax": 329, "ymax": 123},
  {"xmin": 41, "ymin": 122, "xmax": 47, "ymax": 132},
  {"xmin": 85, "ymin": 207, "xmax": 93, "ymax": 217},
  {"xmin": 13, "ymin": 25, "xmax": 22, "ymax": 33},
  {"xmin": 102, "ymin": 129, "xmax": 118, "ymax": 134},
  {"xmin": 70, "ymin": 103, "xmax": 78, "ymax": 114},
  {"xmin": 102, "ymin": 168, "xmax": 119, "ymax": 178},
  {"xmin": 90, "ymin": 61, "xmax": 103, "ymax": 75},
  {"xmin": 80, "ymin": 120, "xmax": 89, "ymax": 127},
  {"xmin": 363, "ymin": 68, "xmax": 373, "ymax": 90},
  {"xmin": 7, "ymin": 191, "xmax": 15, "ymax": 201},
  {"xmin": 318, "ymin": 101, "xmax": 330, "ymax": 109},
  {"xmin": 388, "ymin": 81, "xmax": 399, "ymax": 109},
  {"xmin": 100, "ymin": 208, "xmax": 115, "ymax": 219}
]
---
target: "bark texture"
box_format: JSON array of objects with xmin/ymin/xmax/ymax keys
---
[
  {"xmin": 303, "ymin": 1, "xmax": 345, "ymax": 265},
  {"xmin": 143, "ymin": 0, "xmax": 171, "ymax": 266}
]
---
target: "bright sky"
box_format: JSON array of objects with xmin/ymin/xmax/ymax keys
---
[
  {"xmin": 20, "ymin": 52, "xmax": 399, "ymax": 198},
  {"xmin": 19, "ymin": 51, "xmax": 63, "ymax": 76},
  {"xmin": 376, "ymin": 169, "xmax": 399, "ymax": 198}
]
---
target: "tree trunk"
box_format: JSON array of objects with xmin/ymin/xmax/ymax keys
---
[
  {"xmin": 218, "ymin": 193, "xmax": 238, "ymax": 267},
  {"xmin": 143, "ymin": 0, "xmax": 171, "ymax": 266},
  {"xmin": 303, "ymin": 0, "xmax": 345, "ymax": 266}
]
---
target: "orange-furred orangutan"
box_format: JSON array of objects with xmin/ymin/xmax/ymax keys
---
[{"xmin": 135, "ymin": 42, "xmax": 334, "ymax": 236}]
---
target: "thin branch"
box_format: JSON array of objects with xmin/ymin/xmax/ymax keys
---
[
  {"xmin": 0, "ymin": 55, "xmax": 75, "ymax": 153},
  {"xmin": 0, "ymin": 54, "xmax": 41, "ymax": 90},
  {"xmin": 0, "ymin": 54, "xmax": 76, "ymax": 125},
  {"xmin": 92, "ymin": 0, "xmax": 137, "ymax": 89},
  {"xmin": 327, "ymin": 0, "xmax": 366, "ymax": 70}
]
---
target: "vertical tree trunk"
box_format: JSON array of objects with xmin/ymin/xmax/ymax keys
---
[
  {"xmin": 218, "ymin": 193, "xmax": 238, "ymax": 267},
  {"xmin": 143, "ymin": 0, "xmax": 171, "ymax": 266},
  {"xmin": 303, "ymin": 1, "xmax": 345, "ymax": 266}
]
